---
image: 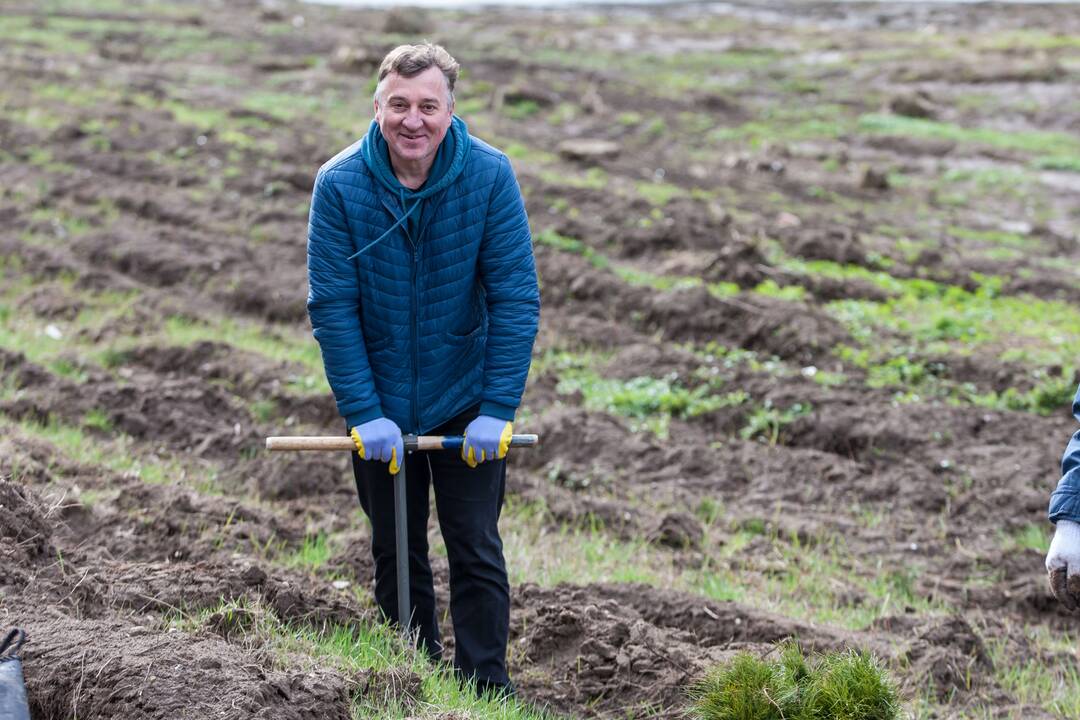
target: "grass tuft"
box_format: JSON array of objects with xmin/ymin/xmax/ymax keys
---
[{"xmin": 690, "ymin": 642, "xmax": 901, "ymax": 720}]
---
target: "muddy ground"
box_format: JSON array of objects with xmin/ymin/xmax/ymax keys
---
[{"xmin": 1, "ymin": 0, "xmax": 1079, "ymax": 718}]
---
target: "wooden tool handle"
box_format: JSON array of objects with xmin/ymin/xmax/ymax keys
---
[
  {"xmin": 265, "ymin": 434, "xmax": 539, "ymax": 452},
  {"xmin": 265, "ymin": 436, "xmax": 356, "ymax": 451}
]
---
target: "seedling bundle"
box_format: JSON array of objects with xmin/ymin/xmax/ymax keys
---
[{"xmin": 690, "ymin": 641, "xmax": 900, "ymax": 720}]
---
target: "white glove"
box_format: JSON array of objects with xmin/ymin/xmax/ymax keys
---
[{"xmin": 1046, "ymin": 519, "xmax": 1080, "ymax": 611}]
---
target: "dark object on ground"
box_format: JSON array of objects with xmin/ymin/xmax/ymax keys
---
[
  {"xmin": 887, "ymin": 91, "xmax": 937, "ymax": 119},
  {"xmin": 861, "ymin": 166, "xmax": 891, "ymax": 190},
  {"xmin": 0, "ymin": 628, "xmax": 30, "ymax": 720},
  {"xmin": 557, "ymin": 139, "xmax": 621, "ymax": 163},
  {"xmin": 650, "ymin": 512, "xmax": 704, "ymax": 550}
]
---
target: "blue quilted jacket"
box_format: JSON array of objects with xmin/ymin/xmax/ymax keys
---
[
  {"xmin": 1049, "ymin": 384, "xmax": 1080, "ymax": 523},
  {"xmin": 307, "ymin": 117, "xmax": 539, "ymax": 433}
]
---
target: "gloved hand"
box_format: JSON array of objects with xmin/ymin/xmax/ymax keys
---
[
  {"xmin": 461, "ymin": 415, "xmax": 512, "ymax": 468},
  {"xmin": 1046, "ymin": 519, "xmax": 1080, "ymax": 611},
  {"xmin": 350, "ymin": 417, "xmax": 403, "ymax": 475}
]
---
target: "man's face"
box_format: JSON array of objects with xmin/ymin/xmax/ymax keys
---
[{"xmin": 374, "ymin": 66, "xmax": 454, "ymax": 168}]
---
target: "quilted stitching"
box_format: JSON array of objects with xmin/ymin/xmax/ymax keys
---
[{"xmin": 307, "ymin": 134, "xmax": 540, "ymax": 433}]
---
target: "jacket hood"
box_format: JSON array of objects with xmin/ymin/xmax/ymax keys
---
[{"xmin": 360, "ymin": 114, "xmax": 471, "ymax": 200}]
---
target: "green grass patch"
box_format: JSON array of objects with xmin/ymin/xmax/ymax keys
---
[
  {"xmin": 162, "ymin": 315, "xmax": 327, "ymax": 393},
  {"xmin": 519, "ymin": 46, "xmax": 781, "ymax": 97},
  {"xmin": 711, "ymin": 104, "xmax": 852, "ymax": 147},
  {"xmin": 939, "ymin": 166, "xmax": 1035, "ymax": 199},
  {"xmin": 282, "ymin": 533, "xmax": 334, "ymax": 570},
  {"xmin": 501, "ymin": 500, "xmax": 663, "ymax": 585},
  {"xmin": 975, "ymin": 30, "xmax": 1080, "ymax": 52},
  {"xmin": 83, "ymin": 408, "xmax": 114, "ymax": 433},
  {"xmin": 635, "ymin": 181, "xmax": 685, "ymax": 207},
  {"xmin": 5, "ymin": 415, "xmax": 183, "ymax": 485},
  {"xmin": 551, "ymin": 354, "xmax": 748, "ymax": 438},
  {"xmin": 988, "ymin": 629, "xmax": 1080, "ymax": 718},
  {"xmin": 533, "ymin": 228, "xmax": 610, "ymax": 270},
  {"xmin": 826, "ymin": 280, "xmax": 1080, "ymax": 369},
  {"xmin": 739, "ymin": 400, "xmax": 811, "ymax": 445},
  {"xmin": 613, "ymin": 265, "xmax": 702, "ymax": 292},
  {"xmin": 168, "ymin": 597, "xmax": 551, "ymax": 720},
  {"xmin": 537, "ymin": 166, "xmax": 608, "ymax": 191},
  {"xmin": 502, "ymin": 99, "xmax": 540, "ymax": 120},
  {"xmin": 1004, "ymin": 523, "xmax": 1051, "ymax": 554},
  {"xmin": 690, "ymin": 641, "xmax": 901, "ymax": 720},
  {"xmin": 502, "ymin": 141, "xmax": 556, "ymax": 165},
  {"xmin": 534, "ymin": 229, "xmax": 751, "ymax": 301},
  {"xmin": 0, "ymin": 15, "xmax": 95, "ymax": 54},
  {"xmin": 947, "ymin": 225, "xmax": 1031, "ymax": 249},
  {"xmin": 966, "ymin": 369, "xmax": 1077, "ymax": 416},
  {"xmin": 500, "ymin": 499, "xmax": 946, "ymax": 631},
  {"xmin": 858, "ymin": 113, "xmax": 1080, "ymax": 163},
  {"xmin": 0, "ymin": 280, "xmax": 328, "ymax": 398},
  {"xmin": 1035, "ymin": 155, "xmax": 1080, "ymax": 173},
  {"xmin": 753, "ymin": 279, "xmax": 807, "ymax": 302}
]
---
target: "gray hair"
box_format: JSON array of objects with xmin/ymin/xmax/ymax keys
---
[{"xmin": 374, "ymin": 43, "xmax": 459, "ymax": 107}]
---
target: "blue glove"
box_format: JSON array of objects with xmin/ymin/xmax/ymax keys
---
[
  {"xmin": 350, "ymin": 417, "xmax": 403, "ymax": 475},
  {"xmin": 461, "ymin": 415, "xmax": 513, "ymax": 468}
]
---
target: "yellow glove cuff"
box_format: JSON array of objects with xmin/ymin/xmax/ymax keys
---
[
  {"xmin": 497, "ymin": 421, "xmax": 513, "ymax": 459},
  {"xmin": 462, "ymin": 421, "xmax": 514, "ymax": 468},
  {"xmin": 350, "ymin": 427, "xmax": 365, "ymax": 459}
]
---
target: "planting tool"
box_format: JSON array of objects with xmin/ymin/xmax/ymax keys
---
[
  {"xmin": 266, "ymin": 433, "xmax": 539, "ymax": 634},
  {"xmin": 265, "ymin": 434, "xmax": 538, "ymax": 452},
  {"xmin": 0, "ymin": 628, "xmax": 29, "ymax": 720}
]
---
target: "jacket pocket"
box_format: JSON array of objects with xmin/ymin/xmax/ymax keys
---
[{"xmin": 443, "ymin": 323, "xmax": 483, "ymax": 346}]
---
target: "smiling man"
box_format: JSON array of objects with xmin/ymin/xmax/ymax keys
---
[{"xmin": 306, "ymin": 44, "xmax": 539, "ymax": 696}]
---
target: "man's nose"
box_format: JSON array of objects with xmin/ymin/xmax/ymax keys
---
[{"xmin": 402, "ymin": 110, "xmax": 423, "ymax": 129}]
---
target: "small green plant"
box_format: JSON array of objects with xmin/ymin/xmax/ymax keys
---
[
  {"xmin": 503, "ymin": 98, "xmax": 539, "ymax": 120},
  {"xmin": 635, "ymin": 180, "xmax": 685, "ymax": 207},
  {"xmin": 740, "ymin": 401, "xmax": 811, "ymax": 445},
  {"xmin": 696, "ymin": 497, "xmax": 722, "ymax": 525},
  {"xmin": 283, "ymin": 533, "xmax": 333, "ymax": 570},
  {"xmin": 690, "ymin": 650, "xmax": 798, "ymax": 719},
  {"xmin": 690, "ymin": 641, "xmax": 901, "ymax": 720},
  {"xmin": 1006, "ymin": 523, "xmax": 1051, "ymax": 554},
  {"xmin": 251, "ymin": 399, "xmax": 277, "ymax": 424},
  {"xmin": 800, "ymin": 649, "xmax": 902, "ymax": 719},
  {"xmin": 555, "ymin": 368, "xmax": 749, "ymax": 439},
  {"xmin": 83, "ymin": 408, "xmax": 114, "ymax": 433}
]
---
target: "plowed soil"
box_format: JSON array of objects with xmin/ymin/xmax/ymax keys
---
[{"xmin": 2, "ymin": 0, "xmax": 1079, "ymax": 718}]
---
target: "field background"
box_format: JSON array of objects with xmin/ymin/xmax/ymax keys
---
[{"xmin": 2, "ymin": 0, "xmax": 1079, "ymax": 718}]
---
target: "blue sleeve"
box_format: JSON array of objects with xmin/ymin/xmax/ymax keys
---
[
  {"xmin": 306, "ymin": 170, "xmax": 384, "ymax": 428},
  {"xmin": 476, "ymin": 156, "xmax": 540, "ymax": 421},
  {"xmin": 1049, "ymin": 384, "xmax": 1080, "ymax": 524}
]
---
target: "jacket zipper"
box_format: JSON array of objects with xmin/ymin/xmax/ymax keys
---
[{"xmin": 411, "ymin": 242, "xmax": 420, "ymax": 433}]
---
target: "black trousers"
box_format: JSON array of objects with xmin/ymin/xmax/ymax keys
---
[{"xmin": 350, "ymin": 406, "xmax": 512, "ymax": 692}]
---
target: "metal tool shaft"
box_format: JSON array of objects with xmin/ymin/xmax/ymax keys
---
[{"xmin": 394, "ymin": 457, "xmax": 410, "ymax": 633}]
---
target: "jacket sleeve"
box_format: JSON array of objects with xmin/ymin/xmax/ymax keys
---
[
  {"xmin": 476, "ymin": 156, "xmax": 540, "ymax": 421},
  {"xmin": 1049, "ymin": 384, "xmax": 1080, "ymax": 523},
  {"xmin": 306, "ymin": 170, "xmax": 384, "ymax": 428}
]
